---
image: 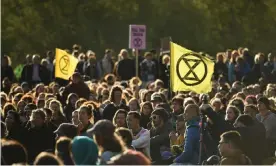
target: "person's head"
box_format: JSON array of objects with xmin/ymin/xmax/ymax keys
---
[
  {"xmin": 267, "ymin": 53, "xmax": 274, "ymax": 62},
  {"xmin": 25, "ymin": 54, "xmax": 32, "ymax": 64},
  {"xmin": 128, "ymin": 98, "xmax": 140, "ymax": 111},
  {"xmin": 75, "ymin": 98, "xmax": 87, "ymax": 109},
  {"xmin": 113, "ymin": 109, "xmax": 127, "ymax": 128},
  {"xmin": 21, "ymin": 82, "xmax": 30, "ymax": 93},
  {"xmin": 120, "ymin": 49, "xmax": 128, "ymax": 59},
  {"xmin": 257, "ymin": 96, "xmax": 270, "ymax": 112},
  {"xmin": 71, "ymin": 136, "xmax": 99, "ymax": 165},
  {"xmin": 230, "ymin": 50, "xmax": 239, "ymax": 63},
  {"xmin": 211, "ymin": 98, "xmax": 222, "ymax": 112},
  {"xmin": 244, "ymin": 104, "xmax": 258, "ymax": 119},
  {"xmin": 218, "ymin": 131, "xmax": 243, "ymax": 157},
  {"xmin": 109, "ymin": 86, "xmax": 123, "ymax": 103},
  {"xmin": 67, "ymin": 93, "xmax": 79, "ymax": 106},
  {"xmin": 32, "ymin": 54, "xmax": 41, "ymax": 65},
  {"xmin": 71, "ymin": 72, "xmax": 82, "ymax": 84},
  {"xmin": 144, "ymin": 52, "xmax": 153, "ymax": 60},
  {"xmin": 3, "ymin": 103, "xmax": 17, "ymax": 120},
  {"xmin": 55, "ymin": 136, "xmax": 72, "ymax": 159},
  {"xmin": 105, "ymin": 74, "xmax": 115, "ymax": 86},
  {"xmin": 5, "ymin": 110, "xmax": 21, "ymax": 131},
  {"xmin": 34, "ymin": 152, "xmax": 63, "ymax": 165},
  {"xmin": 49, "ymin": 99, "xmax": 63, "ymax": 118},
  {"xmin": 24, "ymin": 103, "xmax": 37, "ymax": 121},
  {"xmin": 225, "ymin": 106, "xmax": 240, "ymax": 122},
  {"xmin": 115, "ymin": 127, "xmax": 133, "ymax": 148},
  {"xmin": 172, "ymin": 96, "xmax": 184, "ymax": 113},
  {"xmin": 1, "ymin": 139, "xmax": 28, "ymax": 165},
  {"xmin": 244, "ymin": 95, "xmax": 257, "ymax": 105},
  {"xmin": 176, "ymin": 114, "xmax": 185, "ymax": 132},
  {"xmin": 183, "ymin": 97, "xmax": 196, "ymax": 107},
  {"xmin": 216, "ymin": 52, "xmax": 225, "ymax": 63},
  {"xmin": 12, "ymin": 93, "xmax": 23, "ymax": 106},
  {"xmin": 78, "ymin": 105, "xmax": 93, "ymax": 125},
  {"xmin": 183, "ymin": 104, "xmax": 199, "ymax": 122},
  {"xmin": 71, "ymin": 110, "xmax": 80, "ymax": 125},
  {"xmin": 42, "ymin": 108, "xmax": 52, "ymax": 123},
  {"xmin": 41, "ymin": 58, "xmax": 49, "ymax": 67},
  {"xmin": 47, "ymin": 50, "xmax": 54, "ymax": 59},
  {"xmin": 101, "ymin": 88, "xmax": 109, "ymax": 102},
  {"xmin": 140, "ymin": 101, "xmax": 153, "ymax": 116},
  {"xmin": 151, "ymin": 108, "xmax": 168, "ymax": 128},
  {"xmin": 229, "ymin": 98, "xmax": 244, "ymax": 114},
  {"xmin": 1, "ymin": 55, "xmax": 9, "ymax": 66},
  {"xmin": 88, "ymin": 120, "xmax": 125, "ymax": 153},
  {"xmin": 126, "ymin": 111, "xmax": 141, "ymax": 130},
  {"xmin": 109, "ymin": 149, "xmax": 151, "ymax": 165},
  {"xmin": 234, "ymin": 115, "xmax": 254, "ymax": 128},
  {"xmin": 225, "ymin": 49, "xmax": 232, "ymax": 60},
  {"xmin": 150, "ymin": 92, "xmax": 163, "ymax": 108},
  {"xmin": 30, "ymin": 109, "xmax": 46, "ymax": 128},
  {"xmin": 255, "ymin": 52, "xmax": 265, "ymax": 64},
  {"xmin": 54, "ymin": 123, "xmax": 78, "ymax": 140}
]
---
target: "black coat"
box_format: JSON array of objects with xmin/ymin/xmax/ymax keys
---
[
  {"xmin": 117, "ymin": 59, "xmax": 135, "ymax": 81},
  {"xmin": 236, "ymin": 120, "xmax": 266, "ymax": 165},
  {"xmin": 6, "ymin": 124, "xmax": 27, "ymax": 146},
  {"xmin": 25, "ymin": 122, "xmax": 55, "ymax": 163},
  {"xmin": 20, "ymin": 64, "xmax": 50, "ymax": 85},
  {"xmin": 63, "ymin": 104, "xmax": 75, "ymax": 122},
  {"xmin": 214, "ymin": 62, "xmax": 228, "ymax": 80},
  {"xmin": 102, "ymin": 103, "xmax": 129, "ymax": 121},
  {"xmin": 62, "ymin": 82, "xmax": 90, "ymax": 102},
  {"xmin": 1, "ymin": 66, "xmax": 15, "ymax": 82}
]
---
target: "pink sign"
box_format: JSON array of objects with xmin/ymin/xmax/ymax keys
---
[{"xmin": 129, "ymin": 25, "xmax": 146, "ymax": 50}]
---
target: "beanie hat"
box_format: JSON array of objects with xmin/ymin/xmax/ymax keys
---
[
  {"xmin": 71, "ymin": 136, "xmax": 98, "ymax": 165},
  {"xmin": 257, "ymin": 97, "xmax": 270, "ymax": 109},
  {"xmin": 151, "ymin": 108, "xmax": 168, "ymax": 122}
]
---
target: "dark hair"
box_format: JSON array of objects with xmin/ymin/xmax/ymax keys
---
[
  {"xmin": 244, "ymin": 104, "xmax": 258, "ymax": 114},
  {"xmin": 142, "ymin": 90, "xmax": 154, "ymax": 102},
  {"xmin": 220, "ymin": 131, "xmax": 242, "ymax": 150},
  {"xmin": 34, "ymin": 152, "xmax": 63, "ymax": 165},
  {"xmin": 109, "ymin": 150, "xmax": 151, "ymax": 165},
  {"xmin": 140, "ymin": 101, "xmax": 153, "ymax": 115},
  {"xmin": 43, "ymin": 108, "xmax": 53, "ymax": 117},
  {"xmin": 172, "ymin": 96, "xmax": 184, "ymax": 106},
  {"xmin": 235, "ymin": 115, "xmax": 254, "ymax": 126},
  {"xmin": 127, "ymin": 111, "xmax": 141, "ymax": 121},
  {"xmin": 113, "ymin": 109, "xmax": 127, "ymax": 127},
  {"xmin": 6, "ymin": 110, "xmax": 21, "ymax": 126},
  {"xmin": 116, "ymin": 127, "xmax": 133, "ymax": 148},
  {"xmin": 229, "ymin": 98, "xmax": 244, "ymax": 114},
  {"xmin": 109, "ymin": 86, "xmax": 123, "ymax": 103},
  {"xmin": 55, "ymin": 137, "xmax": 72, "ymax": 161},
  {"xmin": 95, "ymin": 132, "xmax": 125, "ymax": 153},
  {"xmin": 66, "ymin": 93, "xmax": 78, "ymax": 105},
  {"xmin": 1, "ymin": 139, "xmax": 28, "ymax": 165},
  {"xmin": 31, "ymin": 109, "xmax": 46, "ymax": 121},
  {"xmin": 3, "ymin": 103, "xmax": 17, "ymax": 119},
  {"xmin": 79, "ymin": 105, "xmax": 93, "ymax": 117}
]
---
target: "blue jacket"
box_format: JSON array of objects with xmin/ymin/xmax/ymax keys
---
[{"xmin": 174, "ymin": 117, "xmax": 200, "ymax": 164}]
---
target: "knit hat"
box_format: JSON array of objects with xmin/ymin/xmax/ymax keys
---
[
  {"xmin": 71, "ymin": 136, "xmax": 99, "ymax": 165},
  {"xmin": 87, "ymin": 120, "xmax": 115, "ymax": 137},
  {"xmin": 257, "ymin": 97, "xmax": 270, "ymax": 109},
  {"xmin": 151, "ymin": 108, "xmax": 169, "ymax": 122}
]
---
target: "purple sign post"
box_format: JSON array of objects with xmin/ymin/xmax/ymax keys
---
[{"xmin": 129, "ymin": 25, "xmax": 146, "ymax": 76}]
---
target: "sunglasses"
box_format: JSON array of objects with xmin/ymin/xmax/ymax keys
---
[{"xmin": 150, "ymin": 115, "xmax": 158, "ymax": 120}]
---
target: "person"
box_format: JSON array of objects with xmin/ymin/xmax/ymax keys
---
[
  {"xmin": 33, "ymin": 152, "xmax": 63, "ymax": 165},
  {"xmin": 49, "ymin": 99, "xmax": 67, "ymax": 127},
  {"xmin": 108, "ymin": 149, "xmax": 151, "ymax": 165},
  {"xmin": 126, "ymin": 111, "xmax": 150, "ymax": 158},
  {"xmin": 45, "ymin": 51, "xmax": 55, "ymax": 81},
  {"xmin": 78, "ymin": 105, "xmax": 94, "ymax": 136},
  {"xmin": 1, "ymin": 139, "xmax": 28, "ymax": 165},
  {"xmin": 72, "ymin": 110, "xmax": 80, "ymax": 125},
  {"xmin": 84, "ymin": 52, "xmax": 101, "ymax": 80},
  {"xmin": 55, "ymin": 136, "xmax": 74, "ymax": 165},
  {"xmin": 54, "ymin": 123, "xmax": 78, "ymax": 140},
  {"xmin": 264, "ymin": 53, "xmax": 275, "ymax": 74},
  {"xmin": 150, "ymin": 92, "xmax": 163, "ymax": 109},
  {"xmin": 225, "ymin": 106, "xmax": 240, "ymax": 126},
  {"xmin": 1, "ymin": 55, "xmax": 15, "ymax": 86},
  {"xmin": 62, "ymin": 72, "xmax": 90, "ymax": 102},
  {"xmin": 227, "ymin": 50, "xmax": 239, "ymax": 83},
  {"xmin": 214, "ymin": 52, "xmax": 228, "ymax": 80},
  {"xmin": 173, "ymin": 104, "xmax": 200, "ymax": 164},
  {"xmin": 218, "ymin": 131, "xmax": 252, "ymax": 165},
  {"xmin": 87, "ymin": 120, "xmax": 126, "ymax": 164},
  {"xmin": 140, "ymin": 101, "xmax": 153, "ymax": 129},
  {"xmin": 100, "ymin": 49, "xmax": 114, "ymax": 76},
  {"xmin": 5, "ymin": 110, "xmax": 26, "ymax": 145},
  {"xmin": 102, "ymin": 86, "xmax": 129, "ymax": 121},
  {"xmin": 117, "ymin": 49, "xmax": 135, "ymax": 81},
  {"xmin": 140, "ymin": 52, "xmax": 157, "ymax": 83},
  {"xmin": 159, "ymin": 54, "xmax": 170, "ymax": 88},
  {"xmin": 115, "ymin": 127, "xmax": 134, "ymax": 149},
  {"xmin": 171, "ymin": 96, "xmax": 184, "ymax": 130},
  {"xmin": 25, "ymin": 109, "xmax": 55, "ymax": 163},
  {"xmin": 256, "ymin": 96, "xmax": 276, "ymax": 156},
  {"xmin": 128, "ymin": 98, "xmax": 140, "ymax": 112},
  {"xmin": 234, "ymin": 57, "xmax": 251, "ymax": 81},
  {"xmin": 63, "ymin": 93, "xmax": 78, "ymax": 121},
  {"xmin": 113, "ymin": 109, "xmax": 127, "ymax": 128},
  {"xmin": 169, "ymin": 115, "xmax": 185, "ymax": 156},
  {"xmin": 71, "ymin": 136, "xmax": 99, "ymax": 165},
  {"xmin": 150, "ymin": 107, "xmax": 171, "ymax": 164},
  {"xmin": 20, "ymin": 54, "xmax": 50, "ymax": 86},
  {"xmin": 233, "ymin": 114, "xmax": 266, "ymax": 164}
]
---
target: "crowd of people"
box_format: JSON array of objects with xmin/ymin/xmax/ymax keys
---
[{"xmin": 1, "ymin": 44, "xmax": 276, "ymax": 165}]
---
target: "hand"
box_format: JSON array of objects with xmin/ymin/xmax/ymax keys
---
[{"xmin": 169, "ymin": 131, "xmax": 177, "ymax": 142}]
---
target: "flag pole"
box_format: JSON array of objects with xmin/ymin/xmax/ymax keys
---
[{"xmin": 135, "ymin": 49, "xmax": 139, "ymax": 77}]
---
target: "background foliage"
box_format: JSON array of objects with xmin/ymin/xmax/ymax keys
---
[{"xmin": 2, "ymin": 0, "xmax": 276, "ymax": 67}]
